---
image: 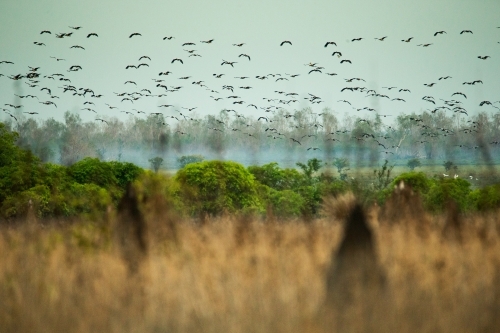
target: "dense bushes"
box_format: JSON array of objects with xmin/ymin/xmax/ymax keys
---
[
  {"xmin": 3, "ymin": 122, "xmax": 500, "ymax": 221},
  {"xmin": 176, "ymin": 160, "xmax": 263, "ymax": 215},
  {"xmin": 0, "ymin": 125, "xmax": 144, "ymax": 221}
]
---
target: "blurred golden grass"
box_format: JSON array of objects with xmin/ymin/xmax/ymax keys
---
[{"xmin": 1, "ymin": 190, "xmax": 499, "ymax": 333}]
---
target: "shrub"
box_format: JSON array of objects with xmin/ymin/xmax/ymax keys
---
[
  {"xmin": 407, "ymin": 158, "xmax": 421, "ymax": 170},
  {"xmin": 391, "ymin": 172, "xmax": 432, "ymax": 194},
  {"xmin": 0, "ymin": 185, "xmax": 51, "ymax": 219},
  {"xmin": 443, "ymin": 161, "xmax": 455, "ymax": 172},
  {"xmin": 177, "ymin": 155, "xmax": 204, "ymax": 169},
  {"xmin": 257, "ymin": 184, "xmax": 304, "ymax": 218},
  {"xmin": 296, "ymin": 185, "xmax": 322, "ymax": 217},
  {"xmin": 108, "ymin": 161, "xmax": 144, "ymax": 189},
  {"xmin": 0, "ymin": 123, "xmax": 43, "ymax": 203},
  {"xmin": 248, "ymin": 162, "xmax": 304, "ymax": 191},
  {"xmin": 68, "ymin": 157, "xmax": 117, "ymax": 188},
  {"xmin": 425, "ymin": 177, "xmax": 472, "ymax": 212},
  {"xmin": 475, "ymin": 184, "xmax": 500, "ymax": 211},
  {"xmin": 66, "ymin": 183, "xmax": 112, "ymax": 217},
  {"xmin": 176, "ymin": 160, "xmax": 263, "ymax": 216}
]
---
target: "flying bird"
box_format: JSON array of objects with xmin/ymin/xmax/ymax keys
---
[
  {"xmin": 452, "ymin": 92, "xmax": 467, "ymax": 99},
  {"xmin": 340, "ymin": 59, "xmax": 352, "ymax": 64},
  {"xmin": 129, "ymin": 33, "xmax": 142, "ymax": 38},
  {"xmin": 171, "ymin": 58, "xmax": 183, "ymax": 64},
  {"xmin": 239, "ymin": 54, "xmax": 251, "ymax": 61},
  {"xmin": 434, "ymin": 31, "xmax": 447, "ymax": 36},
  {"xmin": 280, "ymin": 40, "xmax": 292, "ymax": 46},
  {"xmin": 324, "ymin": 41, "xmax": 337, "ymax": 47},
  {"xmin": 87, "ymin": 33, "xmax": 98, "ymax": 38},
  {"xmin": 221, "ymin": 60, "xmax": 237, "ymax": 67}
]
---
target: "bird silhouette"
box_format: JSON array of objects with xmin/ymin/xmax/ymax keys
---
[
  {"xmin": 129, "ymin": 33, "xmax": 142, "ymax": 38},
  {"xmin": 434, "ymin": 31, "xmax": 447, "ymax": 36}
]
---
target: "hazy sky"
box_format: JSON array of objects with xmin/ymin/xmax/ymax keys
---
[{"xmin": 1, "ymin": 0, "xmax": 499, "ymax": 125}]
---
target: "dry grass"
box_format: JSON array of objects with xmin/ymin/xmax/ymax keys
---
[{"xmin": 1, "ymin": 190, "xmax": 499, "ymax": 333}]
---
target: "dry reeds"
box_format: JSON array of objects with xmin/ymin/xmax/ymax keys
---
[{"xmin": 0, "ymin": 188, "xmax": 499, "ymax": 333}]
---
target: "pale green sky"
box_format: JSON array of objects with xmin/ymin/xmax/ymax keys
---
[{"xmin": 0, "ymin": 0, "xmax": 499, "ymax": 124}]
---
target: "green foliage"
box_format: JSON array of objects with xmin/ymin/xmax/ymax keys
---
[
  {"xmin": 177, "ymin": 155, "xmax": 204, "ymax": 169},
  {"xmin": 132, "ymin": 170, "xmax": 185, "ymax": 216},
  {"xmin": 66, "ymin": 183, "xmax": 112, "ymax": 217},
  {"xmin": 0, "ymin": 123, "xmax": 43, "ymax": 203},
  {"xmin": 475, "ymin": 184, "xmax": 500, "ymax": 211},
  {"xmin": 296, "ymin": 185, "xmax": 323, "ymax": 217},
  {"xmin": 443, "ymin": 161, "xmax": 456, "ymax": 172},
  {"xmin": 321, "ymin": 178, "xmax": 349, "ymax": 197},
  {"xmin": 1, "ymin": 185, "xmax": 51, "ymax": 218},
  {"xmin": 248, "ymin": 162, "xmax": 304, "ymax": 191},
  {"xmin": 256, "ymin": 184, "xmax": 304, "ymax": 218},
  {"xmin": 373, "ymin": 160, "xmax": 394, "ymax": 191},
  {"xmin": 176, "ymin": 160, "xmax": 263, "ymax": 216},
  {"xmin": 391, "ymin": 172, "xmax": 432, "ymax": 194},
  {"xmin": 331, "ymin": 157, "xmax": 350, "ymax": 174},
  {"xmin": 149, "ymin": 156, "xmax": 164, "ymax": 173},
  {"xmin": 68, "ymin": 157, "xmax": 117, "ymax": 188},
  {"xmin": 407, "ymin": 158, "xmax": 422, "ymax": 170},
  {"xmin": 108, "ymin": 161, "xmax": 144, "ymax": 188},
  {"xmin": 425, "ymin": 178, "xmax": 473, "ymax": 212},
  {"xmin": 296, "ymin": 158, "xmax": 322, "ymax": 180},
  {"xmin": 0, "ymin": 125, "xmax": 145, "ymax": 221}
]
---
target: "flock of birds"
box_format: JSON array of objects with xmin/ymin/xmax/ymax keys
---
[{"xmin": 0, "ymin": 25, "xmax": 499, "ymax": 154}]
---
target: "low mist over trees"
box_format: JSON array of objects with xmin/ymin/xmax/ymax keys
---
[{"xmin": 3, "ymin": 107, "xmax": 500, "ymax": 169}]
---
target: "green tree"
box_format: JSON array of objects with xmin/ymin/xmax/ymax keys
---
[
  {"xmin": 248, "ymin": 162, "xmax": 304, "ymax": 191},
  {"xmin": 425, "ymin": 177, "xmax": 473, "ymax": 212},
  {"xmin": 177, "ymin": 155, "xmax": 204, "ymax": 169},
  {"xmin": 0, "ymin": 123, "xmax": 43, "ymax": 204},
  {"xmin": 443, "ymin": 160, "xmax": 455, "ymax": 172},
  {"xmin": 296, "ymin": 158, "xmax": 322, "ymax": 181},
  {"xmin": 330, "ymin": 158, "xmax": 350, "ymax": 180},
  {"xmin": 407, "ymin": 158, "xmax": 421, "ymax": 170},
  {"xmin": 68, "ymin": 157, "xmax": 117, "ymax": 188},
  {"xmin": 149, "ymin": 157, "xmax": 164, "ymax": 173},
  {"xmin": 108, "ymin": 161, "xmax": 144, "ymax": 188},
  {"xmin": 176, "ymin": 160, "xmax": 263, "ymax": 215}
]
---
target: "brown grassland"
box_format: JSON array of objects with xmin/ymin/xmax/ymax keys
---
[{"xmin": 1, "ymin": 185, "xmax": 500, "ymax": 333}]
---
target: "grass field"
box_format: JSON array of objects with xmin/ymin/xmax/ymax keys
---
[{"xmin": 1, "ymin": 189, "xmax": 499, "ymax": 333}]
